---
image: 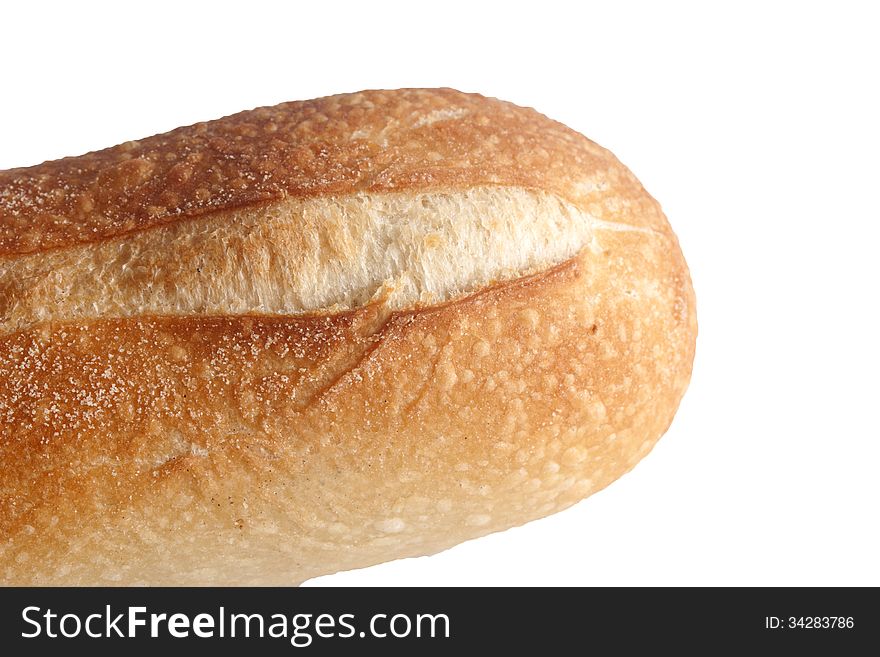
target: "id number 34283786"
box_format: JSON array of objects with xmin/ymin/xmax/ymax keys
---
[{"xmin": 765, "ymin": 617, "xmax": 854, "ymax": 630}]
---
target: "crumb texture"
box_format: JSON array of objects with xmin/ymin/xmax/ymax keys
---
[{"xmin": 0, "ymin": 186, "xmax": 658, "ymax": 336}]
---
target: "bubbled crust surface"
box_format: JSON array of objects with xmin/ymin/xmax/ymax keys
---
[
  {"xmin": 0, "ymin": 232, "xmax": 696, "ymax": 585},
  {"xmin": 0, "ymin": 88, "xmax": 665, "ymax": 256},
  {"xmin": 0, "ymin": 88, "xmax": 696, "ymax": 584}
]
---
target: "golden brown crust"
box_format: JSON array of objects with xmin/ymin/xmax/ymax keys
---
[
  {"xmin": 0, "ymin": 231, "xmax": 695, "ymax": 585},
  {"xmin": 0, "ymin": 88, "xmax": 665, "ymax": 256},
  {"xmin": 0, "ymin": 89, "xmax": 696, "ymax": 585}
]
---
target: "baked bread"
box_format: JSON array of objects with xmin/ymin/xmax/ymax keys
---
[{"xmin": 0, "ymin": 88, "xmax": 696, "ymax": 585}]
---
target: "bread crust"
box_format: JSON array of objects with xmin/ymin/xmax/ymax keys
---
[
  {"xmin": 0, "ymin": 88, "xmax": 666, "ymax": 256},
  {"xmin": 0, "ymin": 186, "xmax": 643, "ymax": 336},
  {"xmin": 0, "ymin": 234, "xmax": 694, "ymax": 585},
  {"xmin": 0, "ymin": 89, "xmax": 696, "ymax": 585}
]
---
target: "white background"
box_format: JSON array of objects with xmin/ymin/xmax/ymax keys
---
[{"xmin": 2, "ymin": 1, "xmax": 877, "ymax": 586}]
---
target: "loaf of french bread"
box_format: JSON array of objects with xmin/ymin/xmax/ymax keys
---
[{"xmin": 0, "ymin": 88, "xmax": 696, "ymax": 585}]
